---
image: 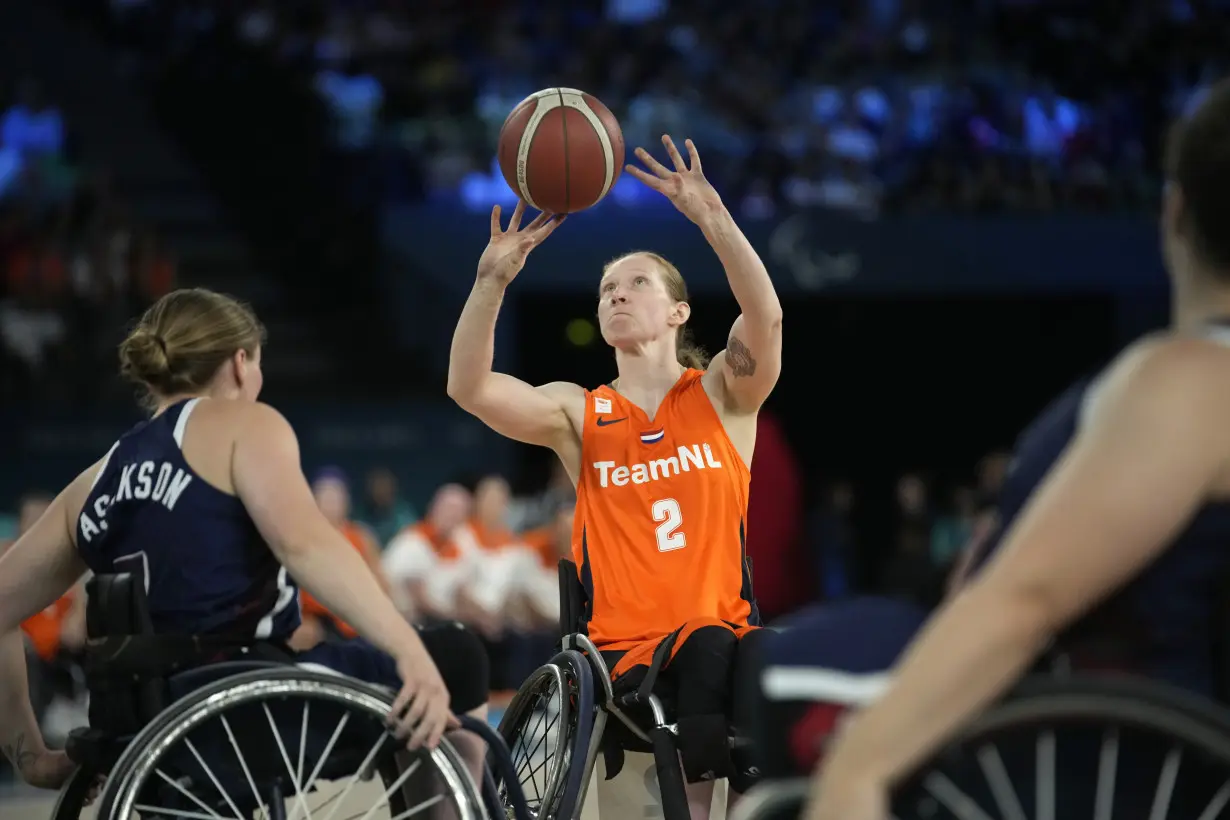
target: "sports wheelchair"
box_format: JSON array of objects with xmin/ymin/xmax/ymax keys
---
[
  {"xmin": 728, "ymin": 593, "xmax": 1230, "ymax": 820},
  {"xmin": 493, "ymin": 559, "xmax": 756, "ymax": 820},
  {"xmin": 51, "ymin": 573, "xmax": 535, "ymax": 820}
]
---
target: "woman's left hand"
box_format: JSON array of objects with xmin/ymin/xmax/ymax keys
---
[{"xmin": 626, "ymin": 135, "xmax": 724, "ymax": 224}]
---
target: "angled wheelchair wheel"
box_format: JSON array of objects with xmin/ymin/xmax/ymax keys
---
[
  {"xmin": 734, "ymin": 676, "xmax": 1230, "ymax": 820},
  {"xmin": 50, "ymin": 765, "xmax": 100, "ymax": 820},
  {"xmin": 95, "ymin": 667, "xmax": 483, "ymax": 820},
  {"xmin": 496, "ymin": 649, "xmax": 595, "ymax": 819}
]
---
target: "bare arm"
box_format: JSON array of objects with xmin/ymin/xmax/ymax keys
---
[
  {"xmin": 232, "ymin": 404, "xmax": 428, "ymax": 663},
  {"xmin": 355, "ymin": 523, "xmax": 391, "ymax": 594},
  {"xmin": 447, "ymin": 276, "xmax": 580, "ymax": 447},
  {"xmin": 447, "ymin": 202, "xmax": 578, "ymax": 449},
  {"xmin": 816, "ymin": 341, "xmax": 1230, "ymax": 791},
  {"xmin": 627, "ymin": 137, "xmax": 783, "ymax": 412},
  {"xmin": 699, "ymin": 209, "xmax": 783, "ymax": 412},
  {"xmin": 0, "ymin": 473, "xmax": 92, "ymax": 775}
]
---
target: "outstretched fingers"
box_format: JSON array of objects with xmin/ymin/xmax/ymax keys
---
[
  {"xmin": 507, "ymin": 200, "xmax": 527, "ymax": 232},
  {"xmin": 684, "ymin": 138, "xmax": 702, "ymax": 174},
  {"xmin": 523, "ymin": 214, "xmax": 566, "ymax": 247},
  {"xmin": 626, "ymin": 163, "xmax": 664, "ymax": 191},
  {"xmin": 662, "ymin": 134, "xmax": 687, "ymax": 172},
  {"xmin": 634, "ymin": 146, "xmax": 673, "ymax": 179}
]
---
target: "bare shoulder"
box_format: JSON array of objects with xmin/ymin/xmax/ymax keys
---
[
  {"xmin": 537, "ymin": 381, "xmax": 587, "ymax": 424},
  {"xmin": 1090, "ymin": 334, "xmax": 1230, "ymax": 433},
  {"xmin": 226, "ymin": 401, "xmax": 296, "ymax": 439}
]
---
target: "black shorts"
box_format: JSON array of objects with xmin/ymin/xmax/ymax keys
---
[{"xmin": 296, "ymin": 621, "xmax": 489, "ymax": 713}]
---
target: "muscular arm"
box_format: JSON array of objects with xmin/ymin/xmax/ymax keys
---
[
  {"xmin": 0, "ymin": 474, "xmax": 91, "ymax": 771},
  {"xmin": 699, "ymin": 208, "xmax": 783, "ymax": 413},
  {"xmin": 232, "ymin": 404, "xmax": 427, "ymax": 662},
  {"xmin": 821, "ymin": 341, "xmax": 1230, "ymax": 787},
  {"xmin": 447, "ymin": 277, "xmax": 580, "ymax": 448}
]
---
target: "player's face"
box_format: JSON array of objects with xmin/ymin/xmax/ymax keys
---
[
  {"xmin": 429, "ymin": 486, "xmax": 472, "ymax": 533},
  {"xmin": 475, "ymin": 478, "xmax": 510, "ymax": 526},
  {"xmin": 597, "ymin": 257, "xmax": 686, "ymax": 348}
]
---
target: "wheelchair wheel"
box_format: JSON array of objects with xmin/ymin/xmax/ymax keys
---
[
  {"xmin": 50, "ymin": 765, "xmax": 100, "ymax": 820},
  {"xmin": 734, "ymin": 676, "xmax": 1230, "ymax": 820},
  {"xmin": 496, "ymin": 649, "xmax": 595, "ymax": 819},
  {"xmin": 95, "ymin": 667, "xmax": 483, "ymax": 820}
]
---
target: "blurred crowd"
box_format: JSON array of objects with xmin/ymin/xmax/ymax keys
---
[
  {"xmin": 0, "ymin": 74, "xmax": 176, "ymax": 401},
  {"xmin": 88, "ymin": 0, "xmax": 1228, "ymax": 218}
]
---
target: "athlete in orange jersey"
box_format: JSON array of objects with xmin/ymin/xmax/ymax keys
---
[
  {"xmin": 383, "ymin": 484, "xmax": 474, "ymax": 620},
  {"xmin": 293, "ymin": 471, "xmax": 389, "ymax": 648},
  {"xmin": 449, "ymin": 135, "xmax": 783, "ymax": 815}
]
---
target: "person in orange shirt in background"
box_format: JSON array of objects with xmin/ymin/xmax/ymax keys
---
[
  {"xmin": 4, "ymin": 495, "xmax": 86, "ymax": 725},
  {"xmin": 518, "ymin": 500, "xmax": 575, "ymax": 629},
  {"xmin": 457, "ymin": 475, "xmax": 529, "ymax": 638},
  {"xmin": 291, "ymin": 469, "xmax": 389, "ymax": 651},
  {"xmin": 382, "ymin": 484, "xmax": 475, "ymax": 622}
]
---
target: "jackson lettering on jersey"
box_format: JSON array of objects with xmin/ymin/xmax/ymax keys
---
[
  {"xmin": 592, "ymin": 443, "xmax": 724, "ymax": 487},
  {"xmin": 79, "ymin": 459, "xmax": 194, "ymax": 543},
  {"xmin": 75, "ymin": 398, "xmax": 299, "ymax": 641}
]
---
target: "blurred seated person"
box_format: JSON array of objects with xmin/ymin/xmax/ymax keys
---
[
  {"xmin": 291, "ymin": 468, "xmax": 389, "ymax": 650},
  {"xmin": 516, "ymin": 501, "xmax": 576, "ymax": 630},
  {"xmin": 382, "ymin": 483, "xmax": 475, "ymax": 622},
  {"xmin": 456, "ymin": 475, "xmax": 525, "ymax": 637},
  {"xmin": 362, "ymin": 467, "xmax": 417, "ymax": 547}
]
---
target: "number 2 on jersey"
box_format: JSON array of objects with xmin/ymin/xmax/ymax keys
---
[{"xmin": 652, "ymin": 498, "xmax": 687, "ymax": 552}]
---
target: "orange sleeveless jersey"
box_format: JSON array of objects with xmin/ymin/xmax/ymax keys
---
[
  {"xmin": 573, "ymin": 369, "xmax": 756, "ymax": 653},
  {"xmin": 300, "ymin": 521, "xmax": 369, "ymax": 639}
]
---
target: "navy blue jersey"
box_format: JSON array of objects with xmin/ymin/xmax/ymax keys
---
[
  {"xmin": 978, "ymin": 333, "xmax": 1230, "ymax": 695},
  {"xmin": 75, "ymin": 398, "xmax": 300, "ymax": 642}
]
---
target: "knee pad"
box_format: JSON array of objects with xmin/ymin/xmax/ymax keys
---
[
  {"xmin": 417, "ymin": 621, "xmax": 489, "ymax": 713},
  {"xmin": 676, "ymin": 714, "xmax": 735, "ymax": 784}
]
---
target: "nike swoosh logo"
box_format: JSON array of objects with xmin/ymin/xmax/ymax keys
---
[{"xmin": 596, "ymin": 417, "xmax": 628, "ymax": 427}]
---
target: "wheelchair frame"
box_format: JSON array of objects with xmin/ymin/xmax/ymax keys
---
[
  {"xmin": 53, "ymin": 572, "xmax": 525, "ymax": 820},
  {"xmin": 497, "ymin": 558, "xmax": 756, "ymax": 820}
]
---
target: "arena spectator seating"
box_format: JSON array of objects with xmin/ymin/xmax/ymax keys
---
[{"xmin": 75, "ymin": 0, "xmax": 1229, "ymax": 217}]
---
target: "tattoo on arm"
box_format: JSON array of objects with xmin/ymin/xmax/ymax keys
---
[
  {"xmin": 726, "ymin": 336, "xmax": 757, "ymax": 378},
  {"xmin": 2, "ymin": 732, "xmax": 39, "ymax": 772}
]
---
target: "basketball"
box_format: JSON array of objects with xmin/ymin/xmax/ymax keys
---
[{"xmin": 497, "ymin": 88, "xmax": 625, "ymax": 215}]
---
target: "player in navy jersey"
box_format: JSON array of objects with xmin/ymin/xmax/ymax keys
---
[
  {"xmin": 802, "ymin": 78, "xmax": 1230, "ymax": 820},
  {"xmin": 0, "ymin": 288, "xmax": 489, "ymax": 792}
]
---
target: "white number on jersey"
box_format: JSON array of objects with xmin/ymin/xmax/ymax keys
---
[{"xmin": 652, "ymin": 498, "xmax": 687, "ymax": 552}]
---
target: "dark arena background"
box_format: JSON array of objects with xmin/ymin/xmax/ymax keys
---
[{"xmin": 0, "ymin": 0, "xmax": 1218, "ymax": 817}]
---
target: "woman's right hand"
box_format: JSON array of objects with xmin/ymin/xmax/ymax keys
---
[
  {"xmin": 388, "ymin": 645, "xmax": 458, "ymax": 750},
  {"xmin": 476, "ymin": 201, "xmax": 564, "ymax": 286}
]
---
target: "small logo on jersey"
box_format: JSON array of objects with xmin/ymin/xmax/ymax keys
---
[
  {"xmin": 596, "ymin": 416, "xmax": 627, "ymax": 427},
  {"xmin": 594, "ymin": 397, "xmax": 612, "ymax": 414},
  {"xmin": 640, "ymin": 428, "xmax": 665, "ymax": 444}
]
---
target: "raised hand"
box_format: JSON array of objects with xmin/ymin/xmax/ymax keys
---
[
  {"xmin": 626, "ymin": 135, "xmax": 723, "ymax": 224},
  {"xmin": 476, "ymin": 201, "xmax": 564, "ymax": 286}
]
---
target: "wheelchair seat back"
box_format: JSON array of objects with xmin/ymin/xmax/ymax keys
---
[
  {"xmin": 555, "ymin": 556, "xmax": 756, "ymax": 640},
  {"xmin": 81, "ymin": 573, "xmax": 290, "ymax": 736}
]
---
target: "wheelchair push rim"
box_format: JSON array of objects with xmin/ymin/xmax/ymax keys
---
[
  {"xmin": 96, "ymin": 667, "xmax": 483, "ymax": 820},
  {"xmin": 496, "ymin": 651, "xmax": 595, "ymax": 819}
]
